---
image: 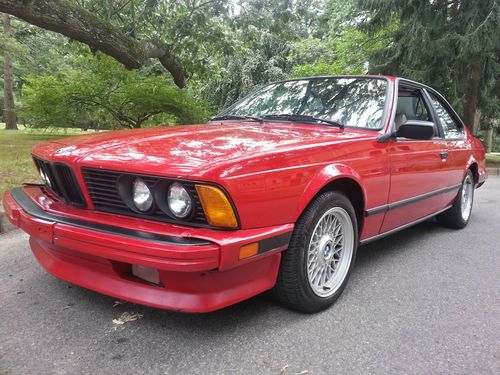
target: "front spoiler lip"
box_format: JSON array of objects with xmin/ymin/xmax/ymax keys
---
[
  {"xmin": 9, "ymin": 187, "xmax": 211, "ymax": 247},
  {"xmin": 3, "ymin": 187, "xmax": 294, "ymax": 311}
]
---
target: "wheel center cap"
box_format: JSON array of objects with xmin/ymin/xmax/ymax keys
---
[
  {"xmin": 324, "ymin": 244, "xmax": 331, "ymax": 257},
  {"xmin": 319, "ymin": 235, "xmax": 334, "ymax": 261}
]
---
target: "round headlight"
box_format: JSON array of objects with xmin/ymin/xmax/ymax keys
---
[
  {"xmin": 132, "ymin": 178, "xmax": 153, "ymax": 212},
  {"xmin": 168, "ymin": 182, "xmax": 192, "ymax": 218},
  {"xmin": 39, "ymin": 169, "xmax": 51, "ymax": 188}
]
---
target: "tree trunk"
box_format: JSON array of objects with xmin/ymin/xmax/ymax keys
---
[
  {"xmin": 472, "ymin": 109, "xmax": 481, "ymax": 135},
  {"xmin": 3, "ymin": 13, "xmax": 17, "ymax": 130},
  {"xmin": 485, "ymin": 118, "xmax": 494, "ymax": 154},
  {"xmin": 461, "ymin": 62, "xmax": 484, "ymax": 132},
  {"xmin": 0, "ymin": 0, "xmax": 186, "ymax": 88}
]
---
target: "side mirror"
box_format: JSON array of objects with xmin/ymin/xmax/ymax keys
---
[{"xmin": 397, "ymin": 120, "xmax": 435, "ymax": 140}]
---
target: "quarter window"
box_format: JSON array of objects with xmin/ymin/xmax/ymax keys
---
[{"xmin": 429, "ymin": 93, "xmax": 464, "ymax": 139}]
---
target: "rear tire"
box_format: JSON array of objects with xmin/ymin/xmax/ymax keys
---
[
  {"xmin": 436, "ymin": 170, "xmax": 474, "ymax": 229},
  {"xmin": 271, "ymin": 191, "xmax": 358, "ymax": 313}
]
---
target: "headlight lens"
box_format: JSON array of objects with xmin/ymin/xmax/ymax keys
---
[
  {"xmin": 168, "ymin": 182, "xmax": 192, "ymax": 218},
  {"xmin": 39, "ymin": 169, "xmax": 51, "ymax": 188},
  {"xmin": 132, "ymin": 178, "xmax": 153, "ymax": 212}
]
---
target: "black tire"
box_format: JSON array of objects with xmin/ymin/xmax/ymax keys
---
[
  {"xmin": 436, "ymin": 170, "xmax": 475, "ymax": 229},
  {"xmin": 271, "ymin": 191, "xmax": 358, "ymax": 313}
]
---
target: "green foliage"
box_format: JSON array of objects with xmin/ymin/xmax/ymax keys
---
[
  {"xmin": 290, "ymin": 26, "xmax": 392, "ymax": 77},
  {"xmin": 198, "ymin": 32, "xmax": 290, "ymax": 111},
  {"xmin": 1, "ymin": 18, "xmax": 75, "ymax": 89},
  {"xmin": 358, "ymin": 0, "xmax": 500, "ymax": 124},
  {"xmin": 76, "ymin": 0, "xmax": 234, "ymax": 79},
  {"xmin": 1, "ymin": 0, "xmax": 498, "ymax": 154},
  {"xmin": 197, "ymin": 0, "xmax": 326, "ymax": 112},
  {"xmin": 289, "ymin": 0, "xmax": 396, "ymax": 78},
  {"xmin": 21, "ymin": 75, "xmax": 81, "ymax": 128},
  {"xmin": 21, "ymin": 54, "xmax": 208, "ymax": 129}
]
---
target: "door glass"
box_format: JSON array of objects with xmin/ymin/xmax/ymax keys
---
[
  {"xmin": 395, "ymin": 89, "xmax": 434, "ymax": 133},
  {"xmin": 429, "ymin": 93, "xmax": 464, "ymax": 139}
]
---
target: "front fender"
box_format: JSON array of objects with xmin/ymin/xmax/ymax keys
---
[{"xmin": 295, "ymin": 163, "xmax": 366, "ymax": 219}]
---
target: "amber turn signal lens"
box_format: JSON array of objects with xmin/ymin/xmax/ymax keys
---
[
  {"xmin": 239, "ymin": 242, "xmax": 259, "ymax": 259},
  {"xmin": 195, "ymin": 185, "xmax": 238, "ymax": 228}
]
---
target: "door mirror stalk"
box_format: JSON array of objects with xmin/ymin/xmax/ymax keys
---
[{"xmin": 376, "ymin": 132, "xmax": 396, "ymax": 143}]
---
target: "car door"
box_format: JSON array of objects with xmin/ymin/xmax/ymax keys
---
[
  {"xmin": 426, "ymin": 90, "xmax": 468, "ymax": 193},
  {"xmin": 380, "ymin": 85, "xmax": 450, "ymax": 233}
]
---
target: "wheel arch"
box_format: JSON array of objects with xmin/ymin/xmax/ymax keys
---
[
  {"xmin": 467, "ymin": 161, "xmax": 479, "ymax": 184},
  {"xmin": 296, "ymin": 164, "xmax": 366, "ymax": 233}
]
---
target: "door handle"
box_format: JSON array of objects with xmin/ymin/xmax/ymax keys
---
[{"xmin": 440, "ymin": 151, "xmax": 448, "ymax": 160}]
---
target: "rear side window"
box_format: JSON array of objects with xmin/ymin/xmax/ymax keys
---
[{"xmin": 429, "ymin": 93, "xmax": 464, "ymax": 139}]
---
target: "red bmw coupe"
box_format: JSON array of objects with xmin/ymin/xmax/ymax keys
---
[{"xmin": 3, "ymin": 76, "xmax": 487, "ymax": 313}]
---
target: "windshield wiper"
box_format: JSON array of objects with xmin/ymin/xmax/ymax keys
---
[
  {"xmin": 209, "ymin": 114, "xmax": 263, "ymax": 123},
  {"xmin": 210, "ymin": 113, "xmax": 345, "ymax": 128},
  {"xmin": 261, "ymin": 114, "xmax": 344, "ymax": 128}
]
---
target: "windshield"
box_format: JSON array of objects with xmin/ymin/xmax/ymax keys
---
[{"xmin": 218, "ymin": 77, "xmax": 388, "ymax": 129}]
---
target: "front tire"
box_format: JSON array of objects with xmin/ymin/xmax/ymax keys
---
[
  {"xmin": 436, "ymin": 170, "xmax": 474, "ymax": 229},
  {"xmin": 272, "ymin": 191, "xmax": 358, "ymax": 313}
]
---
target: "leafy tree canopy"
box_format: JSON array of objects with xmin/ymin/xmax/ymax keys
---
[
  {"xmin": 21, "ymin": 54, "xmax": 208, "ymax": 129},
  {"xmin": 358, "ymin": 0, "xmax": 500, "ymax": 129},
  {"xmin": 0, "ymin": 0, "xmax": 498, "ymax": 150}
]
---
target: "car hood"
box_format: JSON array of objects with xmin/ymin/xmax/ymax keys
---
[{"xmin": 33, "ymin": 122, "xmax": 374, "ymax": 179}]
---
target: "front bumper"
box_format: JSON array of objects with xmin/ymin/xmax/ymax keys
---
[{"xmin": 3, "ymin": 186, "xmax": 293, "ymax": 312}]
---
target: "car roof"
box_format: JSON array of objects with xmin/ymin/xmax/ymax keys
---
[
  {"xmin": 271, "ymin": 75, "xmax": 440, "ymax": 95},
  {"xmin": 270, "ymin": 75, "xmax": 396, "ymax": 84}
]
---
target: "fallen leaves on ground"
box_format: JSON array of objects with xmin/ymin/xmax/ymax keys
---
[{"xmin": 112, "ymin": 311, "xmax": 144, "ymax": 326}]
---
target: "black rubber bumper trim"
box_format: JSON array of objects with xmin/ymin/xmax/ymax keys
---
[
  {"xmin": 10, "ymin": 187, "xmax": 213, "ymax": 247},
  {"xmin": 365, "ymin": 183, "xmax": 462, "ymax": 217},
  {"xmin": 259, "ymin": 231, "xmax": 292, "ymax": 254}
]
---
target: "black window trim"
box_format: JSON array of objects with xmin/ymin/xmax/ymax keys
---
[
  {"xmin": 421, "ymin": 88, "xmax": 445, "ymax": 139},
  {"xmin": 391, "ymin": 78, "xmax": 446, "ymax": 142},
  {"xmin": 425, "ymin": 89, "xmax": 466, "ymax": 141},
  {"xmin": 396, "ymin": 78, "xmax": 465, "ymax": 139}
]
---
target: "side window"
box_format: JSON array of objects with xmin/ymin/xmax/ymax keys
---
[
  {"xmin": 414, "ymin": 97, "xmax": 429, "ymax": 120},
  {"xmin": 395, "ymin": 89, "xmax": 435, "ymax": 134},
  {"xmin": 429, "ymin": 93, "xmax": 464, "ymax": 139}
]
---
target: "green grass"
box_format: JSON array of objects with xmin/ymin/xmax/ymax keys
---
[
  {"xmin": 486, "ymin": 153, "xmax": 500, "ymax": 168},
  {"xmin": 0, "ymin": 124, "xmax": 87, "ymax": 203}
]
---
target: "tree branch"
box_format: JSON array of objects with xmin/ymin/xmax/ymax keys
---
[{"xmin": 0, "ymin": 0, "xmax": 186, "ymax": 87}]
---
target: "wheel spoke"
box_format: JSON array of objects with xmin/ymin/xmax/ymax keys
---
[
  {"xmin": 305, "ymin": 207, "xmax": 355, "ymax": 297},
  {"xmin": 460, "ymin": 175, "xmax": 474, "ymax": 221}
]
